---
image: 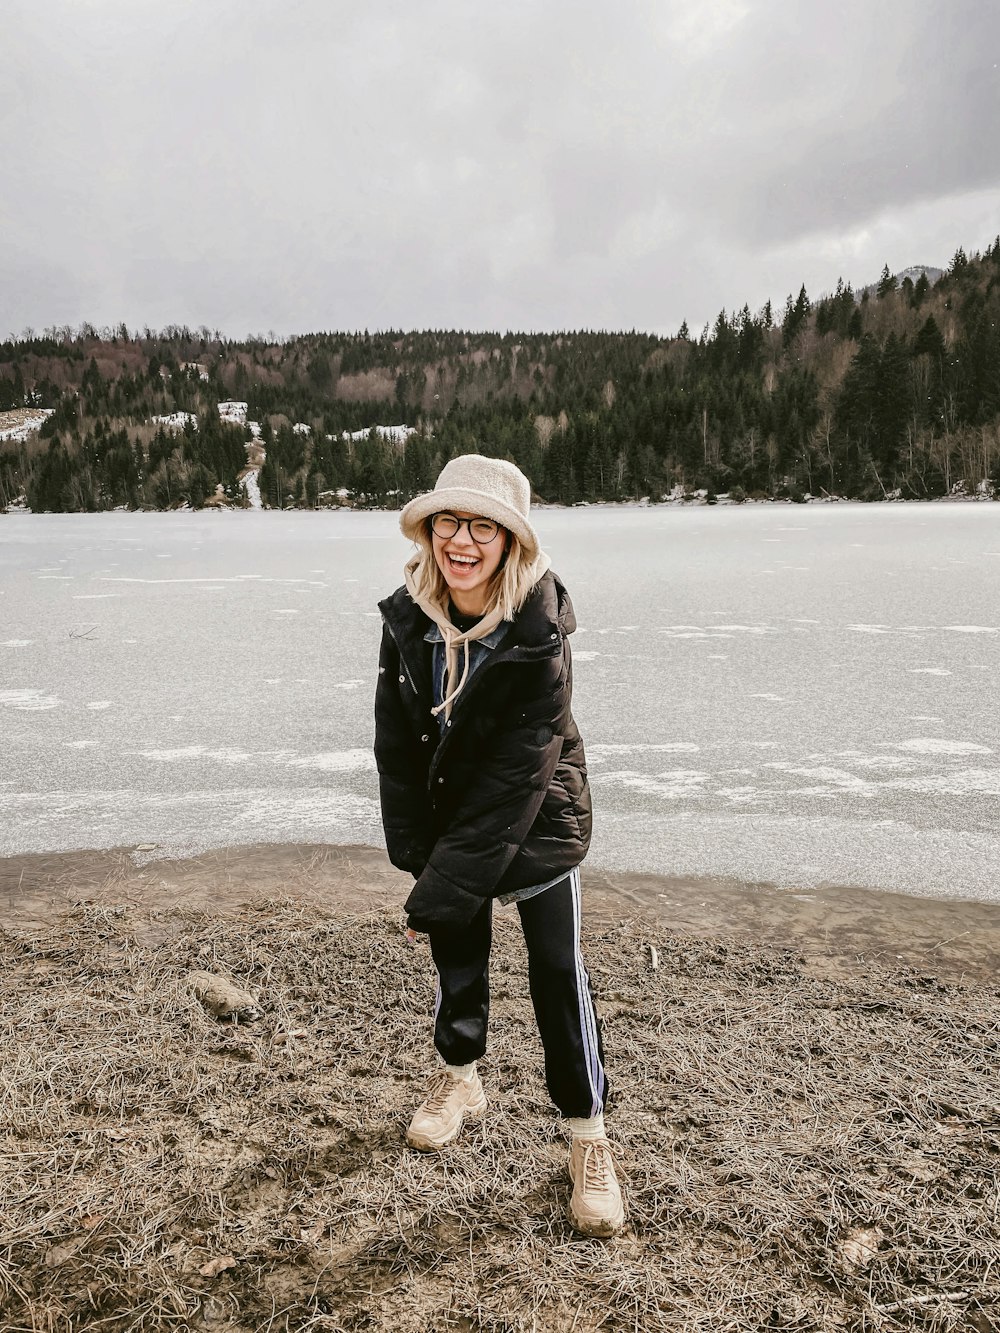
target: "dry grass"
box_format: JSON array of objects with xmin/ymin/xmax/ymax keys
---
[{"xmin": 1, "ymin": 900, "xmax": 998, "ymax": 1332}]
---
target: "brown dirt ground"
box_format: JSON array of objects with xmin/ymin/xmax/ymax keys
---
[
  {"xmin": 3, "ymin": 843, "xmax": 999, "ymax": 981},
  {"xmin": 1, "ymin": 846, "xmax": 998, "ymax": 1332}
]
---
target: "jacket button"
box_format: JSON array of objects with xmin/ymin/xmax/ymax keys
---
[
  {"xmin": 438, "ymin": 777, "xmax": 444, "ymax": 784},
  {"xmin": 421, "ymin": 734, "xmax": 429, "ymax": 742},
  {"xmin": 550, "ymin": 632, "xmax": 557, "ymax": 639},
  {"xmin": 446, "ymin": 720, "xmax": 452, "ymax": 727},
  {"xmin": 398, "ymin": 674, "xmax": 405, "ymax": 683}
]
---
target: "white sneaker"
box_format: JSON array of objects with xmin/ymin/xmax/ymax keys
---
[
  {"xmin": 568, "ymin": 1137, "xmax": 626, "ymax": 1236},
  {"xmin": 405, "ymin": 1068, "xmax": 487, "ymax": 1151}
]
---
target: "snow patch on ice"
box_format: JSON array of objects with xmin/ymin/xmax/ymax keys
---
[
  {"xmin": 137, "ymin": 745, "xmax": 255, "ymax": 764},
  {"xmin": 588, "ymin": 743, "xmax": 699, "ymax": 762},
  {"xmin": 1, "ymin": 689, "xmax": 60, "ymax": 711},
  {"xmin": 2, "ymin": 639, "xmax": 32, "ymax": 647},
  {"xmin": 888, "ymin": 769, "xmax": 1000, "ymax": 796},
  {"xmin": 773, "ymin": 765, "xmax": 870, "ymax": 790},
  {"xmin": 594, "ymin": 770, "xmax": 709, "ymax": 799},
  {"xmin": 847, "ymin": 755, "xmax": 918, "ymax": 770},
  {"xmin": 896, "ymin": 738, "xmax": 992, "ymax": 756},
  {"xmin": 286, "ymin": 750, "xmax": 375, "ymax": 773}
]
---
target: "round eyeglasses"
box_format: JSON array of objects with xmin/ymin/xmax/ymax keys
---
[{"xmin": 431, "ymin": 513, "xmax": 501, "ymax": 544}]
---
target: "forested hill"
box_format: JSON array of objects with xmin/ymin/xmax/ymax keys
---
[{"xmin": 1, "ymin": 242, "xmax": 999, "ymax": 513}]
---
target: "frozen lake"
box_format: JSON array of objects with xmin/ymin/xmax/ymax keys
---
[{"xmin": 2, "ymin": 504, "xmax": 999, "ymax": 904}]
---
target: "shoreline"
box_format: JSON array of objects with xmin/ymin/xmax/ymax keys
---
[
  {"xmin": 3, "ymin": 840, "xmax": 999, "ymax": 981},
  {"xmin": 4, "ymin": 491, "xmax": 999, "ymax": 515}
]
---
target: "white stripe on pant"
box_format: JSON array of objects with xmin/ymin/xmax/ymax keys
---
[{"xmin": 426, "ymin": 868, "xmax": 608, "ymax": 1119}]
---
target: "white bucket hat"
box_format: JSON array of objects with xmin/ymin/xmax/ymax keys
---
[{"xmin": 398, "ymin": 454, "xmax": 540, "ymax": 562}]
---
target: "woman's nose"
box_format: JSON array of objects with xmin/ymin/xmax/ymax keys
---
[{"xmin": 449, "ymin": 520, "xmax": 476, "ymax": 545}]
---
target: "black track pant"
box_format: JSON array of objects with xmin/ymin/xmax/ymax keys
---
[{"xmin": 427, "ymin": 866, "xmax": 608, "ymax": 1119}]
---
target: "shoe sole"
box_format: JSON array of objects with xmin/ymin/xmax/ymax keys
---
[
  {"xmin": 568, "ymin": 1203, "xmax": 626, "ymax": 1238},
  {"xmin": 405, "ymin": 1089, "xmax": 488, "ymax": 1152}
]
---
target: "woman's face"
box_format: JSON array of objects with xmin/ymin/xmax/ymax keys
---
[{"xmin": 431, "ymin": 510, "xmax": 509, "ymax": 614}]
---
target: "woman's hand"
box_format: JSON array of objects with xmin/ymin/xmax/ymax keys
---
[{"xmin": 403, "ymin": 913, "xmax": 431, "ymax": 944}]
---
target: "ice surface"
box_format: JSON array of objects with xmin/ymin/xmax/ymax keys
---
[{"xmin": 1, "ymin": 503, "xmax": 999, "ymax": 903}]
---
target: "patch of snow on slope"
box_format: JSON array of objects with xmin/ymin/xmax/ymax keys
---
[
  {"xmin": 218, "ymin": 401, "xmax": 248, "ymax": 425},
  {"xmin": 0, "ymin": 408, "xmax": 54, "ymax": 441},
  {"xmin": 341, "ymin": 424, "xmax": 415, "ymax": 444},
  {"xmin": 151, "ymin": 411, "xmax": 197, "ymax": 431}
]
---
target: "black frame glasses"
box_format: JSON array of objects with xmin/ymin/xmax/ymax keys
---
[{"xmin": 431, "ymin": 513, "xmax": 501, "ymax": 544}]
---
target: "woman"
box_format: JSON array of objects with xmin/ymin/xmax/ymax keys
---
[{"xmin": 374, "ymin": 454, "xmax": 624, "ymax": 1237}]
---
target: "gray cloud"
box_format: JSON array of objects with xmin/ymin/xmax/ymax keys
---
[{"xmin": 3, "ymin": 0, "xmax": 999, "ymax": 339}]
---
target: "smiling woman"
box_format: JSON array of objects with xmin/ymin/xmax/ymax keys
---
[
  {"xmin": 430, "ymin": 510, "xmax": 507, "ymax": 614},
  {"xmin": 374, "ymin": 453, "xmax": 625, "ymax": 1238}
]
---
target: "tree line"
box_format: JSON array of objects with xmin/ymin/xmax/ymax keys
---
[{"xmin": 2, "ymin": 241, "xmax": 999, "ymax": 513}]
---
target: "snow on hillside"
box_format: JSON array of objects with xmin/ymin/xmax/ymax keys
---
[
  {"xmin": 895, "ymin": 265, "xmax": 944, "ymax": 286},
  {"xmin": 0, "ymin": 407, "xmax": 54, "ymax": 442},
  {"xmin": 859, "ymin": 264, "xmax": 944, "ymax": 297},
  {"xmin": 218, "ymin": 401, "xmax": 248, "ymax": 426},
  {"xmin": 151, "ymin": 411, "xmax": 198, "ymax": 431},
  {"xmin": 341, "ymin": 424, "xmax": 415, "ymax": 444}
]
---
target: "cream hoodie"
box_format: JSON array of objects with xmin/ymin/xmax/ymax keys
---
[{"xmin": 403, "ymin": 551, "xmax": 551, "ymax": 721}]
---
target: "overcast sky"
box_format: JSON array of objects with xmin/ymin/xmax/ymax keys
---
[{"xmin": 4, "ymin": 0, "xmax": 999, "ymax": 340}]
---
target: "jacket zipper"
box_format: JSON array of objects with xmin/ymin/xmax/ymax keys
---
[
  {"xmin": 426, "ymin": 638, "xmax": 561, "ymax": 786},
  {"xmin": 382, "ymin": 616, "xmax": 420, "ymax": 697}
]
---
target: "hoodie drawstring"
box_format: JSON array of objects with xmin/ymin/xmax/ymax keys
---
[{"xmin": 431, "ymin": 627, "xmax": 473, "ymax": 721}]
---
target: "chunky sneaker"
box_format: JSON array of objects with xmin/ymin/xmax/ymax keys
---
[
  {"xmin": 405, "ymin": 1068, "xmax": 487, "ymax": 1151},
  {"xmin": 568, "ymin": 1137, "xmax": 626, "ymax": 1237}
]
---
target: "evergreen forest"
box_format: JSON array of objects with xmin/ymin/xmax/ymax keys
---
[{"xmin": 2, "ymin": 241, "xmax": 999, "ymax": 513}]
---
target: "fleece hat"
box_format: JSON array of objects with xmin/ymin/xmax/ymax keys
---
[{"xmin": 398, "ymin": 454, "xmax": 540, "ymax": 563}]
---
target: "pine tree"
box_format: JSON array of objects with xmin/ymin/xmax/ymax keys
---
[
  {"xmin": 876, "ymin": 264, "xmax": 896, "ymax": 299},
  {"xmin": 782, "ymin": 286, "xmax": 811, "ymax": 348},
  {"xmin": 913, "ymin": 315, "xmax": 945, "ymax": 361}
]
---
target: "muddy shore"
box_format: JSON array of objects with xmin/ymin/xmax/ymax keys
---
[
  {"xmin": 3, "ymin": 843, "xmax": 998, "ymax": 1330},
  {"xmin": 2, "ymin": 841, "xmax": 999, "ymax": 981}
]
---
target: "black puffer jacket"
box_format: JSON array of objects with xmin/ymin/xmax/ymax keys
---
[{"xmin": 375, "ymin": 570, "xmax": 592, "ymax": 926}]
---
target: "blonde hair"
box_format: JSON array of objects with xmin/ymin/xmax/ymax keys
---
[{"xmin": 408, "ymin": 520, "xmax": 540, "ymax": 622}]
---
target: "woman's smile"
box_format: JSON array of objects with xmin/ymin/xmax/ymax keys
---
[
  {"xmin": 431, "ymin": 510, "xmax": 507, "ymax": 613},
  {"xmin": 444, "ymin": 551, "xmax": 481, "ymax": 575}
]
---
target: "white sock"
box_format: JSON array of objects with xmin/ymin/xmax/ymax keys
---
[
  {"xmin": 444, "ymin": 1060, "xmax": 477, "ymax": 1082},
  {"xmin": 566, "ymin": 1113, "xmax": 606, "ymax": 1139}
]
